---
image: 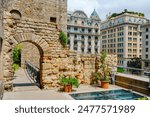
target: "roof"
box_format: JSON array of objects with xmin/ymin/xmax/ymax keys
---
[{"xmin": 90, "ymin": 9, "xmax": 100, "ymax": 20}]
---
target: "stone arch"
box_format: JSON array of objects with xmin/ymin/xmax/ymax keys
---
[
  {"xmin": 11, "ymin": 33, "xmax": 49, "ymax": 53},
  {"xmin": 3, "ymin": 32, "xmax": 50, "ymax": 90},
  {"xmin": 10, "ymin": 10, "xmax": 22, "ymax": 19}
]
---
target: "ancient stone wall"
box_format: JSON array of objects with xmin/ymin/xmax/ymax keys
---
[
  {"xmin": 0, "ymin": 0, "xmax": 117, "ymax": 90},
  {"xmin": 6, "ymin": 0, "xmax": 67, "ymax": 31}
]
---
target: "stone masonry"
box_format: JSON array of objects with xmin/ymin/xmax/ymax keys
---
[{"xmin": 0, "ymin": 0, "xmax": 117, "ymax": 91}]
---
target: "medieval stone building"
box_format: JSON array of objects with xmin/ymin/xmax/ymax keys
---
[{"xmin": 0, "ymin": 0, "xmax": 117, "ymax": 91}]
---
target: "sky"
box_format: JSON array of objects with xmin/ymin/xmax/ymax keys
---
[{"xmin": 68, "ymin": 0, "xmax": 150, "ymax": 20}]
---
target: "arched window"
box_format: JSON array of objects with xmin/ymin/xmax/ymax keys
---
[
  {"xmin": 75, "ymin": 20, "xmax": 77, "ymax": 24},
  {"xmin": 10, "ymin": 10, "xmax": 22, "ymax": 19},
  {"xmin": 95, "ymin": 23, "xmax": 98, "ymax": 27},
  {"xmin": 82, "ymin": 21, "xmax": 84, "ymax": 25}
]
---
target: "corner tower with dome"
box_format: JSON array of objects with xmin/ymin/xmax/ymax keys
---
[{"xmin": 67, "ymin": 10, "xmax": 101, "ymax": 54}]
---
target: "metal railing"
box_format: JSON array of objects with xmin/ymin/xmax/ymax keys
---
[
  {"xmin": 116, "ymin": 66, "xmax": 150, "ymax": 89},
  {"xmin": 117, "ymin": 66, "xmax": 145, "ymax": 76},
  {"xmin": 0, "ymin": 80, "xmax": 4, "ymax": 100},
  {"xmin": 25, "ymin": 61, "xmax": 40, "ymax": 86}
]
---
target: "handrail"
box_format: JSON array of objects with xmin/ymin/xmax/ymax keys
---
[
  {"xmin": 0, "ymin": 80, "xmax": 4, "ymax": 100},
  {"xmin": 25, "ymin": 61, "xmax": 40, "ymax": 85}
]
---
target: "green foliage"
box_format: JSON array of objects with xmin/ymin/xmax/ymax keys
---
[
  {"xmin": 12, "ymin": 63, "xmax": 19, "ymax": 71},
  {"xmin": 137, "ymin": 97, "xmax": 148, "ymax": 100},
  {"xmin": 96, "ymin": 52, "xmax": 111, "ymax": 82},
  {"xmin": 59, "ymin": 77, "xmax": 79, "ymax": 88},
  {"xmin": 110, "ymin": 10, "xmax": 145, "ymax": 19},
  {"xmin": 59, "ymin": 31, "xmax": 68, "ymax": 48},
  {"xmin": 12, "ymin": 44, "xmax": 22, "ymax": 64},
  {"xmin": 12, "ymin": 44, "xmax": 22, "ymax": 72},
  {"xmin": 117, "ymin": 67, "xmax": 124, "ymax": 73}
]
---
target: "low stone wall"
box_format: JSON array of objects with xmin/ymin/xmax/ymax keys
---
[{"xmin": 115, "ymin": 74, "xmax": 150, "ymax": 95}]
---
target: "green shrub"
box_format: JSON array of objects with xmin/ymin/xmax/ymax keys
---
[
  {"xmin": 117, "ymin": 67, "xmax": 124, "ymax": 73},
  {"xmin": 59, "ymin": 77, "xmax": 79, "ymax": 88},
  {"xmin": 137, "ymin": 97, "xmax": 148, "ymax": 100},
  {"xmin": 59, "ymin": 31, "xmax": 68, "ymax": 47},
  {"xmin": 13, "ymin": 44, "xmax": 22, "ymax": 64},
  {"xmin": 12, "ymin": 63, "xmax": 19, "ymax": 71}
]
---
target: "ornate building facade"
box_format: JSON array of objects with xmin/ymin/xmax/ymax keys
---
[{"xmin": 67, "ymin": 10, "xmax": 101, "ymax": 54}]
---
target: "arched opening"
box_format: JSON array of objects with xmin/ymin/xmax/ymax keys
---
[
  {"xmin": 12, "ymin": 41, "xmax": 43, "ymax": 90},
  {"xmin": 10, "ymin": 10, "xmax": 22, "ymax": 19}
]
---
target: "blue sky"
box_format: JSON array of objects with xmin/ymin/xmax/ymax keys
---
[{"xmin": 68, "ymin": 0, "xmax": 150, "ymax": 20}]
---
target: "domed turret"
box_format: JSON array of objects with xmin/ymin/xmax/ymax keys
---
[{"xmin": 90, "ymin": 9, "xmax": 100, "ymax": 20}]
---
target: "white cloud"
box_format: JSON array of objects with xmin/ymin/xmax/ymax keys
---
[{"xmin": 68, "ymin": 0, "xmax": 150, "ymax": 20}]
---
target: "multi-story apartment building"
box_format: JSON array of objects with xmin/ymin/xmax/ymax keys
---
[
  {"xmin": 67, "ymin": 10, "xmax": 101, "ymax": 54},
  {"xmin": 101, "ymin": 10, "xmax": 147, "ymax": 67},
  {"xmin": 141, "ymin": 22, "xmax": 150, "ymax": 70}
]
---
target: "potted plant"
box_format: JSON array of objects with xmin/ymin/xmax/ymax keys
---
[
  {"xmin": 59, "ymin": 77, "xmax": 79, "ymax": 92},
  {"xmin": 98, "ymin": 52, "xmax": 111, "ymax": 89},
  {"xmin": 93, "ymin": 72, "xmax": 102, "ymax": 86}
]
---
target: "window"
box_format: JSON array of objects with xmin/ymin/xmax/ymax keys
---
[
  {"xmin": 88, "ymin": 36, "xmax": 91, "ymax": 39},
  {"xmin": 146, "ymin": 28, "xmax": 149, "ymax": 32},
  {"xmin": 10, "ymin": 10, "xmax": 22, "ymax": 19},
  {"xmin": 128, "ymin": 43, "xmax": 132, "ymax": 47},
  {"xmin": 128, "ymin": 32, "xmax": 132, "ymax": 36},
  {"xmin": 81, "ymin": 35, "xmax": 84, "ymax": 39},
  {"xmin": 146, "ymin": 35, "xmax": 149, "ymax": 39},
  {"xmin": 81, "ymin": 28, "xmax": 85, "ymax": 33},
  {"xmin": 146, "ymin": 54, "xmax": 148, "ymax": 59},
  {"xmin": 95, "ymin": 23, "xmax": 98, "ymax": 27},
  {"xmin": 50, "ymin": 17, "xmax": 56, "ymax": 23},
  {"xmin": 145, "ymin": 62, "xmax": 149, "ymax": 67},
  {"xmin": 146, "ymin": 48, "xmax": 149, "ymax": 52},
  {"xmin": 133, "ymin": 38, "xmax": 137, "ymax": 41},
  {"xmin": 75, "ymin": 20, "xmax": 77, "ymax": 24},
  {"xmin": 146, "ymin": 41, "xmax": 149, "ymax": 46},
  {"xmin": 82, "ymin": 21, "xmax": 84, "ymax": 25},
  {"xmin": 74, "ymin": 27, "xmax": 78, "ymax": 31},
  {"xmin": 74, "ymin": 34, "xmax": 77, "ymax": 38},
  {"xmin": 88, "ymin": 42, "xmax": 91, "ymax": 46},
  {"xmin": 95, "ymin": 29, "xmax": 98, "ymax": 33},
  {"xmin": 128, "ymin": 37, "xmax": 132, "ymax": 41},
  {"xmin": 88, "ymin": 29, "xmax": 92, "ymax": 33}
]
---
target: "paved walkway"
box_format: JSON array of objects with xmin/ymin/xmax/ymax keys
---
[
  {"xmin": 3, "ymin": 68, "xmax": 123, "ymax": 100},
  {"xmin": 3, "ymin": 68, "xmax": 70, "ymax": 100}
]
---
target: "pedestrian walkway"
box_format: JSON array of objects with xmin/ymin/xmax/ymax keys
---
[
  {"xmin": 12, "ymin": 68, "xmax": 40, "ymax": 92},
  {"xmin": 3, "ymin": 68, "xmax": 69, "ymax": 100},
  {"xmin": 3, "ymin": 68, "xmax": 122, "ymax": 100}
]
